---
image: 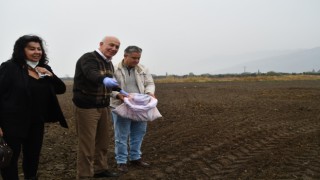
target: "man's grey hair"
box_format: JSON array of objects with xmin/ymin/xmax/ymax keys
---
[{"xmin": 124, "ymin": 46, "xmax": 142, "ymax": 54}]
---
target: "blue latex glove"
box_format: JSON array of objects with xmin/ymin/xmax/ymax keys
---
[
  {"xmin": 120, "ymin": 89, "xmax": 129, "ymax": 96},
  {"xmin": 103, "ymin": 77, "xmax": 119, "ymax": 88}
]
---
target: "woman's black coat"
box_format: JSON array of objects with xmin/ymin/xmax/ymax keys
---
[{"xmin": 0, "ymin": 60, "xmax": 68, "ymax": 138}]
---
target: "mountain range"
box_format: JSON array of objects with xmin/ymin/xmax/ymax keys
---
[{"xmin": 210, "ymin": 47, "xmax": 320, "ymax": 74}]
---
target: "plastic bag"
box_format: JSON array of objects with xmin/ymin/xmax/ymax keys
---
[{"xmin": 113, "ymin": 93, "xmax": 162, "ymax": 121}]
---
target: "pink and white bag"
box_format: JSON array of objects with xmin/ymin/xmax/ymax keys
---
[{"xmin": 112, "ymin": 93, "xmax": 162, "ymax": 121}]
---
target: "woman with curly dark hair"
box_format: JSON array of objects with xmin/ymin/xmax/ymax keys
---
[{"xmin": 0, "ymin": 35, "xmax": 68, "ymax": 180}]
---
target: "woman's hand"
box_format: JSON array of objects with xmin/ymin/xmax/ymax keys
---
[
  {"xmin": 35, "ymin": 67, "xmax": 53, "ymax": 77},
  {"xmin": 0, "ymin": 128, "xmax": 3, "ymax": 137}
]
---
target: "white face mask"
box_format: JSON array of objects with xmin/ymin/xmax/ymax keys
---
[{"xmin": 26, "ymin": 60, "xmax": 39, "ymax": 69}]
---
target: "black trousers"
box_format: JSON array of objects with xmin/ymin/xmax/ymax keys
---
[{"xmin": 0, "ymin": 122, "xmax": 44, "ymax": 180}]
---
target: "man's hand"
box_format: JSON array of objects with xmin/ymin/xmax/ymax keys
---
[
  {"xmin": 147, "ymin": 93, "xmax": 156, "ymax": 99},
  {"xmin": 119, "ymin": 89, "xmax": 129, "ymax": 96},
  {"xmin": 116, "ymin": 93, "xmax": 125, "ymax": 101},
  {"xmin": 103, "ymin": 77, "xmax": 119, "ymax": 88}
]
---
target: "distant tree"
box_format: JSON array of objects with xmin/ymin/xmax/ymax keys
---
[
  {"xmin": 266, "ymin": 71, "xmax": 278, "ymax": 76},
  {"xmin": 200, "ymin": 73, "xmax": 211, "ymax": 77},
  {"xmin": 241, "ymin": 72, "xmax": 251, "ymax": 75}
]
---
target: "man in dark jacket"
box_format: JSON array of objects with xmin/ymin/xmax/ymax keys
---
[{"xmin": 73, "ymin": 36, "xmax": 121, "ymax": 179}]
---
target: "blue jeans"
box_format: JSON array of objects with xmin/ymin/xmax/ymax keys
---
[{"xmin": 112, "ymin": 112, "xmax": 147, "ymax": 164}]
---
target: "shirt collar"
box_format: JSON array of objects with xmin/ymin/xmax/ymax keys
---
[
  {"xmin": 122, "ymin": 60, "xmax": 134, "ymax": 71},
  {"xmin": 95, "ymin": 49, "xmax": 111, "ymax": 62}
]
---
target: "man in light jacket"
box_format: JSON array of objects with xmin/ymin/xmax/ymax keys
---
[{"xmin": 111, "ymin": 46, "xmax": 155, "ymax": 173}]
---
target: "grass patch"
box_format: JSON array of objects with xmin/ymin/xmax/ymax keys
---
[{"xmin": 154, "ymin": 75, "xmax": 320, "ymax": 83}]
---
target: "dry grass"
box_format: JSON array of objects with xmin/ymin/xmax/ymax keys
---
[
  {"xmin": 62, "ymin": 75, "xmax": 320, "ymax": 84},
  {"xmin": 154, "ymin": 75, "xmax": 320, "ymax": 83}
]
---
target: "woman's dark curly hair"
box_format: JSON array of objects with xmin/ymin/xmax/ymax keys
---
[{"xmin": 11, "ymin": 35, "xmax": 49, "ymax": 66}]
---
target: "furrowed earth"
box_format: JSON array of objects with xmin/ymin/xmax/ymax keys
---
[{"xmin": 32, "ymin": 80, "xmax": 320, "ymax": 179}]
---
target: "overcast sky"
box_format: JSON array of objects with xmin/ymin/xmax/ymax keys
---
[{"xmin": 1, "ymin": 0, "xmax": 320, "ymax": 76}]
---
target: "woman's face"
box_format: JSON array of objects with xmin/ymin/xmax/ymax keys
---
[{"xmin": 24, "ymin": 42, "xmax": 42, "ymax": 62}]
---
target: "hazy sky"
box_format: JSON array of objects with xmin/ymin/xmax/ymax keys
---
[{"xmin": 1, "ymin": 0, "xmax": 320, "ymax": 76}]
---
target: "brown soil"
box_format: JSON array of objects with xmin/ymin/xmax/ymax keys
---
[{"xmin": 35, "ymin": 80, "xmax": 320, "ymax": 179}]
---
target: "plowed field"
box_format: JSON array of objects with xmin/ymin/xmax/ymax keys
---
[{"xmin": 36, "ymin": 80, "xmax": 320, "ymax": 179}]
